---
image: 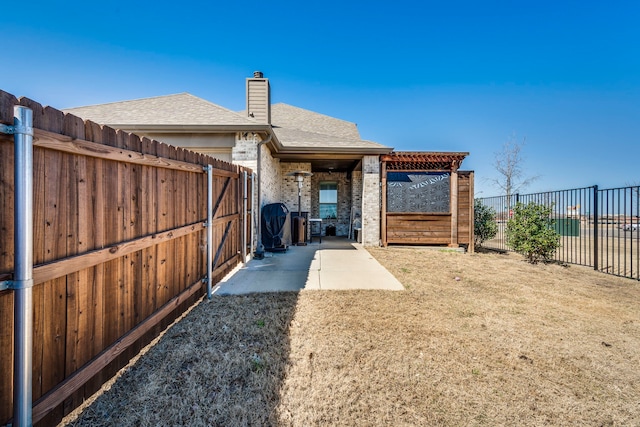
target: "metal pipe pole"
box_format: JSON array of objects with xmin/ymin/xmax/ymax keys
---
[
  {"xmin": 254, "ymin": 141, "xmax": 264, "ymax": 259},
  {"xmin": 242, "ymin": 170, "xmax": 247, "ymax": 264},
  {"xmin": 13, "ymin": 106, "xmax": 34, "ymax": 427},
  {"xmin": 206, "ymin": 165, "xmax": 213, "ymax": 299},
  {"xmin": 250, "ymin": 172, "xmax": 256, "ymax": 257}
]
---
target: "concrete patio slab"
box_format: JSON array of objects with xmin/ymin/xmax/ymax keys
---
[{"xmin": 214, "ymin": 237, "xmax": 403, "ymax": 294}]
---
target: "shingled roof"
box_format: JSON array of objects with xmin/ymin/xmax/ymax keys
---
[
  {"xmin": 264, "ymin": 103, "xmax": 391, "ymax": 153},
  {"xmin": 65, "ymin": 93, "xmax": 392, "ymax": 154},
  {"xmin": 271, "ymin": 103, "xmax": 361, "ymax": 140},
  {"xmin": 64, "ymin": 93, "xmax": 255, "ymax": 127}
]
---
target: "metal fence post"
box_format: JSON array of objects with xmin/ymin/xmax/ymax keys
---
[
  {"xmin": 242, "ymin": 170, "xmax": 247, "ymax": 264},
  {"xmin": 206, "ymin": 165, "xmax": 213, "ymax": 299},
  {"xmin": 12, "ymin": 106, "xmax": 34, "ymax": 427},
  {"xmin": 250, "ymin": 172, "xmax": 256, "ymax": 257},
  {"xmin": 593, "ymin": 185, "xmax": 599, "ymax": 271}
]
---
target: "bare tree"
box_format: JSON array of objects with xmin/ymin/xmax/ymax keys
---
[{"xmin": 491, "ymin": 135, "xmax": 539, "ymax": 207}]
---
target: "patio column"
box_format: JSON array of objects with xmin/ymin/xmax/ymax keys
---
[
  {"xmin": 381, "ymin": 160, "xmax": 387, "ymax": 247},
  {"xmin": 361, "ymin": 155, "xmax": 381, "ymax": 246}
]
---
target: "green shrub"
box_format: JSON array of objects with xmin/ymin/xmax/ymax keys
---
[
  {"xmin": 506, "ymin": 202, "xmax": 560, "ymax": 263},
  {"xmin": 474, "ymin": 200, "xmax": 498, "ymax": 249}
]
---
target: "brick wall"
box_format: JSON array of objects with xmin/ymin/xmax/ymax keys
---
[
  {"xmin": 311, "ymin": 171, "xmax": 352, "ymax": 237},
  {"xmin": 259, "ymin": 145, "xmax": 281, "ymax": 206},
  {"xmin": 361, "ymin": 155, "xmax": 381, "ymax": 246},
  {"xmin": 351, "ymin": 170, "xmax": 363, "ymax": 239},
  {"xmin": 231, "ymin": 133, "xmax": 258, "ymax": 170},
  {"xmin": 281, "ymin": 162, "xmax": 312, "ymax": 214},
  {"xmin": 232, "ymin": 134, "xmax": 281, "ymax": 205},
  {"xmin": 231, "ymin": 134, "xmax": 281, "ymax": 250}
]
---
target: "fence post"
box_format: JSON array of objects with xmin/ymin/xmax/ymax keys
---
[
  {"xmin": 242, "ymin": 170, "xmax": 247, "ymax": 264},
  {"xmin": 593, "ymin": 185, "xmax": 599, "ymax": 271},
  {"xmin": 206, "ymin": 164, "xmax": 213, "ymax": 299},
  {"xmin": 10, "ymin": 106, "xmax": 34, "ymax": 427},
  {"xmin": 250, "ymin": 172, "xmax": 256, "ymax": 257}
]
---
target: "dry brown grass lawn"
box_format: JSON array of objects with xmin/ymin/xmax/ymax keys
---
[{"xmin": 62, "ymin": 248, "xmax": 640, "ymax": 426}]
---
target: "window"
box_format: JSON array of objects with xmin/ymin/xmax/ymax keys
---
[{"xmin": 319, "ymin": 182, "xmax": 338, "ymax": 219}]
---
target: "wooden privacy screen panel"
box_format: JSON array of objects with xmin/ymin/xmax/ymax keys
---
[
  {"xmin": 0, "ymin": 90, "xmax": 252, "ymax": 426},
  {"xmin": 386, "ymin": 171, "xmax": 451, "ymax": 213},
  {"xmin": 381, "ymin": 152, "xmax": 473, "ymax": 250},
  {"xmin": 457, "ymin": 171, "xmax": 473, "ymax": 247}
]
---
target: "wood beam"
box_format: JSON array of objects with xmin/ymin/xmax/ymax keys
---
[{"xmin": 381, "ymin": 160, "xmax": 388, "ymax": 247}]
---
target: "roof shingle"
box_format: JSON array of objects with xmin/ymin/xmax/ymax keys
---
[
  {"xmin": 64, "ymin": 93, "xmax": 255, "ymax": 126},
  {"xmin": 270, "ymin": 103, "xmax": 361, "ymax": 140}
]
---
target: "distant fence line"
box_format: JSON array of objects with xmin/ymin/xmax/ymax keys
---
[{"xmin": 476, "ymin": 185, "xmax": 640, "ymax": 281}]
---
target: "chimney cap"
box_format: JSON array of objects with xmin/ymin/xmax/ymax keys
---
[{"xmin": 253, "ymin": 71, "xmax": 264, "ymax": 78}]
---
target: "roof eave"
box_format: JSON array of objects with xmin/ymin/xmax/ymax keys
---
[
  {"xmin": 105, "ymin": 123, "xmax": 272, "ymax": 134},
  {"xmin": 273, "ymin": 145, "xmax": 393, "ymax": 157}
]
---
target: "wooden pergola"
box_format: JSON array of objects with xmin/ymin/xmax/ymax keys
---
[{"xmin": 380, "ymin": 152, "xmax": 474, "ymax": 250}]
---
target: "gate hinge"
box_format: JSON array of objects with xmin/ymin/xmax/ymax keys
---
[
  {"xmin": 0, "ymin": 123, "xmax": 34, "ymax": 136},
  {"xmin": 0, "ymin": 279, "xmax": 34, "ymax": 291}
]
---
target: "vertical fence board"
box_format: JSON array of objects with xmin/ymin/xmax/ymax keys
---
[
  {"xmin": 155, "ymin": 143, "xmax": 169, "ymax": 311},
  {"xmin": 39, "ymin": 277, "xmax": 67, "ymax": 425},
  {"xmin": 82, "ymin": 121, "xmax": 107, "ymax": 399},
  {"xmin": 168, "ymin": 145, "xmax": 179, "ymax": 304},
  {"xmin": 33, "ymin": 106, "xmax": 69, "ymax": 423},
  {"xmin": 140, "ymin": 137, "xmax": 157, "ymax": 322},
  {"xmin": 31, "ymin": 143, "xmax": 46, "ymax": 405},
  {"xmin": 37, "ymin": 133, "xmax": 69, "ymax": 427},
  {"xmin": 174, "ymin": 148, "xmax": 186, "ymax": 297},
  {"xmin": 126, "ymin": 133, "xmax": 143, "ymax": 358},
  {"xmin": 0, "ymin": 291, "xmax": 14, "ymax": 423},
  {"xmin": 0, "ymin": 93, "xmax": 19, "ymax": 423}
]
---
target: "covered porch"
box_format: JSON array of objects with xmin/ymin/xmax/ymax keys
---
[{"xmin": 277, "ymin": 153, "xmax": 381, "ymax": 245}]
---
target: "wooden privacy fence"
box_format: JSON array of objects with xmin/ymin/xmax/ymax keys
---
[{"xmin": 0, "ymin": 90, "xmax": 253, "ymax": 426}]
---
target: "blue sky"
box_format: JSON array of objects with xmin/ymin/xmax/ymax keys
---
[{"xmin": 2, "ymin": 0, "xmax": 639, "ymax": 196}]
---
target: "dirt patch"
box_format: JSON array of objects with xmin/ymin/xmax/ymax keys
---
[{"xmin": 62, "ymin": 248, "xmax": 640, "ymax": 426}]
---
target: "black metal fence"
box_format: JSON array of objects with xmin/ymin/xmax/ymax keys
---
[{"xmin": 476, "ymin": 185, "xmax": 640, "ymax": 281}]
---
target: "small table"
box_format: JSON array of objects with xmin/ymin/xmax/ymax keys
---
[{"xmin": 309, "ymin": 218, "xmax": 322, "ymax": 243}]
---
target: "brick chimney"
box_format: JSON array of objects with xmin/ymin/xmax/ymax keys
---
[{"xmin": 246, "ymin": 71, "xmax": 271, "ymax": 124}]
